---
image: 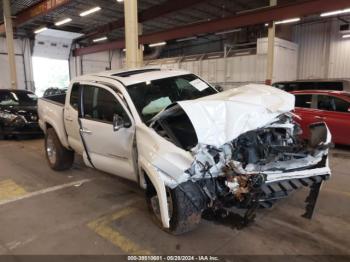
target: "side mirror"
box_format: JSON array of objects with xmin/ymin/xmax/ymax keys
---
[
  {"xmin": 113, "ymin": 114, "xmax": 131, "ymax": 131},
  {"xmin": 215, "ymin": 85, "xmax": 224, "ymax": 92}
]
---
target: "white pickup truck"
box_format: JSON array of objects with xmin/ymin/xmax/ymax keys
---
[{"xmin": 38, "ymin": 68, "xmax": 332, "ymax": 234}]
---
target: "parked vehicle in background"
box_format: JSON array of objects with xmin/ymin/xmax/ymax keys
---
[
  {"xmin": 43, "ymin": 87, "xmax": 67, "ymax": 98},
  {"xmin": 38, "ymin": 68, "xmax": 332, "ymax": 234},
  {"xmin": 292, "ymin": 90, "xmax": 350, "ymax": 145},
  {"xmin": 273, "ymin": 80, "xmax": 350, "ymax": 92},
  {"xmin": 0, "ymin": 89, "xmax": 42, "ymax": 139}
]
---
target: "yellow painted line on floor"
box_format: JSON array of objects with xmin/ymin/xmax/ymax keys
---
[
  {"xmin": 88, "ymin": 207, "xmax": 151, "ymax": 255},
  {"xmin": 0, "ymin": 178, "xmax": 94, "ymax": 206},
  {"xmin": 0, "ymin": 179, "xmax": 27, "ymax": 202}
]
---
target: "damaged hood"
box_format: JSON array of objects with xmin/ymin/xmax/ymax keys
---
[{"xmin": 177, "ymin": 84, "xmax": 295, "ymax": 147}]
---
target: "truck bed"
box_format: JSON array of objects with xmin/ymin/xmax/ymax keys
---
[{"xmin": 38, "ymin": 94, "xmax": 70, "ymax": 148}]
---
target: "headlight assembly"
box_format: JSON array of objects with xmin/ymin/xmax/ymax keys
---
[
  {"xmin": 0, "ymin": 112, "xmax": 26, "ymax": 126},
  {"xmin": 0, "ymin": 111, "xmax": 18, "ymax": 122}
]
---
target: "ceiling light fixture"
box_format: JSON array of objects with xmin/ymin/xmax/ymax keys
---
[
  {"xmin": 321, "ymin": 8, "xmax": 350, "ymax": 17},
  {"xmin": 34, "ymin": 27, "xmax": 48, "ymax": 34},
  {"xmin": 93, "ymin": 36, "xmax": 108, "ymax": 43},
  {"xmin": 80, "ymin": 6, "xmax": 101, "ymax": 17},
  {"xmin": 275, "ymin": 18, "xmax": 300, "ymax": 25},
  {"xmin": 176, "ymin": 36, "xmax": 197, "ymax": 42},
  {"xmin": 343, "ymin": 34, "xmax": 350, "ymax": 39},
  {"xmin": 215, "ymin": 28, "xmax": 242, "ymax": 35},
  {"xmin": 55, "ymin": 18, "xmax": 72, "ymax": 26},
  {"xmin": 149, "ymin": 42, "xmax": 166, "ymax": 47}
]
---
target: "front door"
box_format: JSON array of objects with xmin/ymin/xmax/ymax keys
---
[
  {"xmin": 315, "ymin": 95, "xmax": 350, "ymax": 145},
  {"xmin": 79, "ymin": 83, "xmax": 137, "ymax": 181}
]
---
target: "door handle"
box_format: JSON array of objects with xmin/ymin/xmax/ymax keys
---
[
  {"xmin": 80, "ymin": 128, "xmax": 92, "ymax": 135},
  {"xmin": 65, "ymin": 118, "xmax": 73, "ymax": 122},
  {"xmin": 315, "ymin": 116, "xmax": 326, "ymax": 120}
]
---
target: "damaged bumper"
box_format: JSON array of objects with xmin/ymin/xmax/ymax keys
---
[{"xmin": 154, "ymin": 114, "xmax": 331, "ymax": 223}]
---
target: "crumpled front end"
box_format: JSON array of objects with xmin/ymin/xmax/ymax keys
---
[
  {"xmin": 183, "ymin": 113, "xmax": 331, "ymax": 218},
  {"xmin": 150, "ymin": 85, "xmax": 332, "ymax": 222}
]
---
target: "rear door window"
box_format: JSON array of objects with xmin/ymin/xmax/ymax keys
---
[
  {"xmin": 317, "ymin": 95, "xmax": 350, "ymax": 112},
  {"xmin": 334, "ymin": 97, "xmax": 350, "ymax": 112},
  {"xmin": 295, "ymin": 94, "xmax": 313, "ymax": 108},
  {"xmin": 70, "ymin": 84, "xmax": 80, "ymax": 110}
]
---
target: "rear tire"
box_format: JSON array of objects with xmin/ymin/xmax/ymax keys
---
[
  {"xmin": 146, "ymin": 179, "xmax": 203, "ymax": 235},
  {"xmin": 45, "ymin": 128, "xmax": 74, "ymax": 171}
]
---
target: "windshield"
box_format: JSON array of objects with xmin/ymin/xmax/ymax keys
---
[
  {"xmin": 126, "ymin": 74, "xmax": 217, "ymax": 122},
  {"xmin": 0, "ymin": 91, "xmax": 38, "ymax": 106}
]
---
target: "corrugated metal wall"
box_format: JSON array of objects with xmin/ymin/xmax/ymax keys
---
[
  {"xmin": 329, "ymin": 20, "xmax": 350, "ymax": 79},
  {"xmin": 294, "ymin": 19, "xmax": 350, "ymax": 80},
  {"xmin": 0, "ymin": 37, "xmax": 33, "ymax": 91},
  {"xmin": 145, "ymin": 38, "xmax": 298, "ymax": 89},
  {"xmin": 69, "ymin": 38, "xmax": 298, "ymax": 89},
  {"xmin": 69, "ymin": 50, "xmax": 122, "ymax": 77}
]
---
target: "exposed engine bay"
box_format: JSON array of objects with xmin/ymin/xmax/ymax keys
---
[{"xmin": 151, "ymin": 103, "xmax": 331, "ymax": 222}]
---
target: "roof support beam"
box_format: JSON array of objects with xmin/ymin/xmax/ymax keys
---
[
  {"xmin": 0, "ymin": 0, "xmax": 72, "ymax": 34},
  {"xmin": 3, "ymin": 0, "xmax": 17, "ymax": 89},
  {"xmin": 266, "ymin": 0, "xmax": 277, "ymax": 85},
  {"xmin": 74, "ymin": 0, "xmax": 350, "ymax": 56},
  {"xmin": 82, "ymin": 0, "xmax": 204, "ymax": 40}
]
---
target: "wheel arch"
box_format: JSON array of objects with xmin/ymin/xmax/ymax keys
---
[{"xmin": 139, "ymin": 157, "xmax": 170, "ymax": 228}]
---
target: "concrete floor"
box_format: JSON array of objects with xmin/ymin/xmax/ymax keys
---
[{"xmin": 0, "ymin": 138, "xmax": 349, "ymax": 256}]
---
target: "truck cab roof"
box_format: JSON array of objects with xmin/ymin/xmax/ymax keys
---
[{"xmin": 74, "ymin": 68, "xmax": 192, "ymax": 87}]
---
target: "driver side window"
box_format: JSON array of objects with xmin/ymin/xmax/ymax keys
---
[{"xmin": 82, "ymin": 85, "xmax": 130, "ymax": 124}]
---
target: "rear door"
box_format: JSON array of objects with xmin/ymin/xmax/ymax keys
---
[
  {"xmin": 315, "ymin": 95, "xmax": 350, "ymax": 145},
  {"xmin": 64, "ymin": 83, "xmax": 84, "ymax": 154},
  {"xmin": 79, "ymin": 82, "xmax": 137, "ymax": 181}
]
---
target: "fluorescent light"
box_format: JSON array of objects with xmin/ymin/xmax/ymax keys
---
[
  {"xmin": 116, "ymin": 0, "xmax": 124, "ymax": 2},
  {"xmin": 321, "ymin": 8, "xmax": 350, "ymax": 17},
  {"xmin": 93, "ymin": 36, "xmax": 108, "ymax": 43},
  {"xmin": 122, "ymin": 48, "xmax": 126, "ymax": 52},
  {"xmin": 215, "ymin": 28, "xmax": 242, "ymax": 35},
  {"xmin": 234, "ymin": 51, "xmax": 251, "ymax": 56},
  {"xmin": 80, "ymin": 6, "xmax": 101, "ymax": 17},
  {"xmin": 34, "ymin": 27, "xmax": 48, "ymax": 34},
  {"xmin": 343, "ymin": 34, "xmax": 350, "ymax": 39},
  {"xmin": 54, "ymin": 18, "xmax": 72, "ymax": 26},
  {"xmin": 176, "ymin": 36, "xmax": 197, "ymax": 42},
  {"xmin": 275, "ymin": 18, "xmax": 300, "ymax": 25},
  {"xmin": 184, "ymin": 58, "xmax": 197, "ymax": 61},
  {"xmin": 149, "ymin": 42, "xmax": 166, "ymax": 47}
]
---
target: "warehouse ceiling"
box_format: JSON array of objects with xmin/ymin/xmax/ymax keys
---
[{"xmin": 0, "ymin": 0, "xmax": 300, "ymax": 43}]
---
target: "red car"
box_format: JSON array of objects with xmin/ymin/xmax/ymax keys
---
[{"xmin": 292, "ymin": 90, "xmax": 350, "ymax": 145}]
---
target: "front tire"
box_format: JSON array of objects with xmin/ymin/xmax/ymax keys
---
[
  {"xmin": 45, "ymin": 128, "xmax": 74, "ymax": 171},
  {"xmin": 146, "ymin": 179, "xmax": 204, "ymax": 235}
]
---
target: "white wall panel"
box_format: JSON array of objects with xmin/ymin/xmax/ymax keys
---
[
  {"xmin": 0, "ymin": 37, "xmax": 33, "ymax": 91},
  {"xmin": 295, "ymin": 19, "xmax": 350, "ymax": 80},
  {"xmin": 70, "ymin": 50, "xmax": 122, "ymax": 77},
  {"xmin": 328, "ymin": 20, "xmax": 350, "ymax": 79}
]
